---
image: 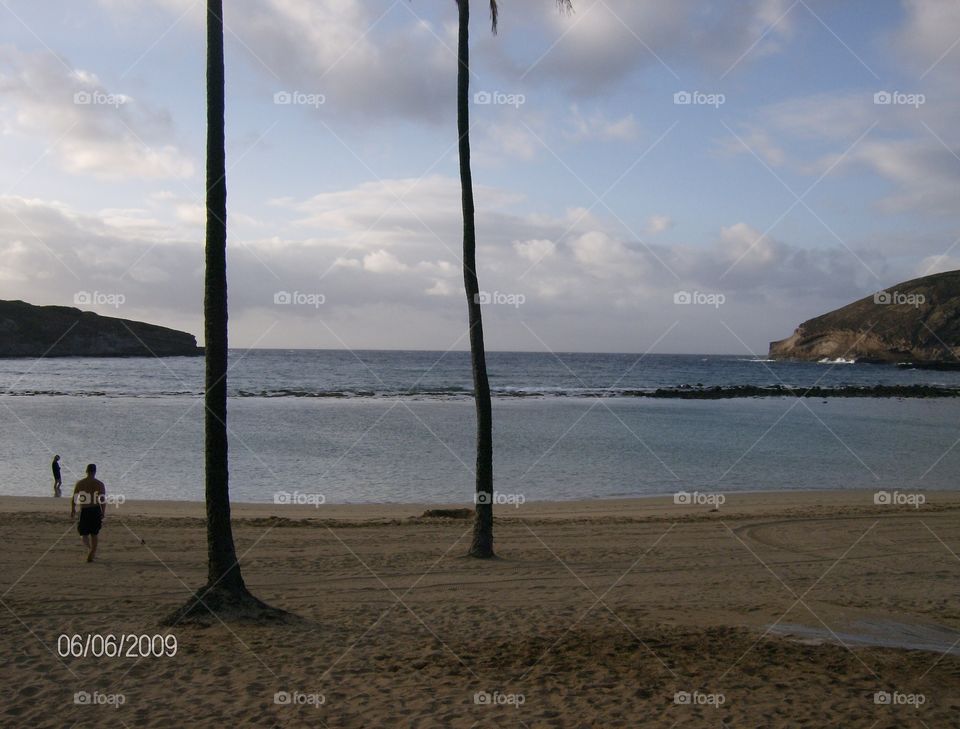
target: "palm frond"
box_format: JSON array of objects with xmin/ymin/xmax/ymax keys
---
[{"xmin": 463, "ymin": 0, "xmax": 572, "ymax": 35}]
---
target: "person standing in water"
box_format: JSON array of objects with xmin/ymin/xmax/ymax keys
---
[
  {"xmin": 71, "ymin": 464, "xmax": 105, "ymax": 563},
  {"xmin": 51, "ymin": 455, "xmax": 62, "ymax": 497}
]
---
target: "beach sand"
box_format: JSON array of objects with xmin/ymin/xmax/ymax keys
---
[{"xmin": 2, "ymin": 490, "xmax": 960, "ymax": 727}]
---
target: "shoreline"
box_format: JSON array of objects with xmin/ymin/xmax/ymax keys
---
[
  {"xmin": 3, "ymin": 488, "xmax": 955, "ymax": 521},
  {"xmin": 5, "ymin": 383, "xmax": 960, "ymax": 399}
]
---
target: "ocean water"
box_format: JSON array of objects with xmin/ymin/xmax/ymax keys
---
[
  {"xmin": 4, "ymin": 350, "xmax": 960, "ymax": 398},
  {"xmin": 2, "ymin": 351, "xmax": 959, "ymax": 503}
]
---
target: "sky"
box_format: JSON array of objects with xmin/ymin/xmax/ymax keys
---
[{"xmin": 0, "ymin": 0, "xmax": 958, "ymax": 355}]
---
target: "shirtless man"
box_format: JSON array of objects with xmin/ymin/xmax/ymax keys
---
[{"xmin": 71, "ymin": 464, "xmax": 105, "ymax": 563}]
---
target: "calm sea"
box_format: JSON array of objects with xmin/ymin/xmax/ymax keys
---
[{"xmin": 2, "ymin": 351, "xmax": 959, "ymax": 503}]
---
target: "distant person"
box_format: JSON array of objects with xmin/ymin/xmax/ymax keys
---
[
  {"xmin": 52, "ymin": 455, "xmax": 62, "ymax": 497},
  {"xmin": 71, "ymin": 464, "xmax": 105, "ymax": 563}
]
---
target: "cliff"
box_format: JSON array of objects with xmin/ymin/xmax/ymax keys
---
[
  {"xmin": 768, "ymin": 270, "xmax": 960, "ymax": 363},
  {"xmin": 0, "ymin": 300, "xmax": 202, "ymax": 357}
]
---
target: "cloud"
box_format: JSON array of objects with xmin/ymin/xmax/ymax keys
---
[
  {"xmin": 0, "ymin": 174, "xmax": 922, "ymax": 353},
  {"xmin": 722, "ymin": 88, "xmax": 960, "ymax": 216},
  {"xmin": 363, "ymin": 249, "xmax": 408, "ymax": 273},
  {"xmin": 844, "ymin": 138, "xmax": 960, "ymax": 215},
  {"xmin": 564, "ymin": 105, "xmax": 639, "ymax": 142},
  {"xmin": 242, "ymin": 0, "xmax": 457, "ymax": 122},
  {"xmin": 895, "ymin": 0, "xmax": 960, "ymax": 77},
  {"xmin": 425, "ymin": 279, "xmax": 456, "ymax": 297},
  {"xmin": 645, "ymin": 215, "xmax": 673, "ymax": 235},
  {"xmin": 100, "ymin": 0, "xmax": 456, "ymax": 123},
  {"xmin": 0, "ymin": 47, "xmax": 194, "ymax": 180},
  {"xmin": 514, "ymin": 238, "xmax": 556, "ymax": 262},
  {"xmin": 332, "ymin": 256, "xmax": 361, "ymax": 269},
  {"xmin": 98, "ymin": 0, "xmax": 799, "ymax": 121},
  {"xmin": 517, "ymin": 0, "xmax": 795, "ymax": 94},
  {"xmin": 570, "ymin": 230, "xmax": 640, "ymax": 274},
  {"xmin": 718, "ymin": 222, "xmax": 783, "ymax": 269},
  {"xmin": 279, "ymin": 175, "xmax": 530, "ymax": 251}
]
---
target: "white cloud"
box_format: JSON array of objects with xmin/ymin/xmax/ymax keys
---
[
  {"xmin": 723, "ymin": 89, "xmax": 960, "ymax": 216},
  {"xmin": 0, "ymin": 47, "xmax": 194, "ymax": 180},
  {"xmin": 896, "ymin": 0, "xmax": 960, "ymax": 76},
  {"xmin": 363, "ymin": 249, "xmax": 408, "ymax": 273},
  {"xmin": 719, "ymin": 222, "xmax": 781, "ymax": 268},
  {"xmin": 100, "ymin": 0, "xmax": 455, "ymax": 123},
  {"xmin": 425, "ymin": 279, "xmax": 456, "ymax": 296},
  {"xmin": 0, "ymin": 181, "xmax": 912, "ymax": 352},
  {"xmin": 333, "ymin": 256, "xmax": 361, "ymax": 269},
  {"xmin": 845, "ymin": 138, "xmax": 960, "ymax": 215},
  {"xmin": 174, "ymin": 203, "xmax": 205, "ymax": 226},
  {"xmin": 569, "ymin": 230, "xmax": 640, "ymax": 275},
  {"xmin": 520, "ymin": 0, "xmax": 795, "ymax": 93},
  {"xmin": 564, "ymin": 105, "xmax": 639, "ymax": 142},
  {"xmin": 514, "ymin": 238, "xmax": 555, "ymax": 262},
  {"xmin": 645, "ymin": 215, "xmax": 673, "ymax": 235}
]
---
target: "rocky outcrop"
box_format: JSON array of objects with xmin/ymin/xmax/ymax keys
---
[
  {"xmin": 769, "ymin": 270, "xmax": 960, "ymax": 363},
  {"xmin": 0, "ymin": 300, "xmax": 202, "ymax": 357}
]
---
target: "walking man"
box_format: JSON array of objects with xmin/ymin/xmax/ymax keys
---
[
  {"xmin": 71, "ymin": 464, "xmax": 105, "ymax": 563},
  {"xmin": 52, "ymin": 455, "xmax": 62, "ymax": 497}
]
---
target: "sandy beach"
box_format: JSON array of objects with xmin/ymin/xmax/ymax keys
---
[{"xmin": 3, "ymin": 490, "xmax": 960, "ymax": 727}]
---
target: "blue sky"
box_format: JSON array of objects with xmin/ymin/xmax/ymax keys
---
[{"xmin": 1, "ymin": 0, "xmax": 958, "ymax": 354}]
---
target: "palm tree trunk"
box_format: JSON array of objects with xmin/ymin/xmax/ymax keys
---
[
  {"xmin": 164, "ymin": 1, "xmax": 266, "ymax": 624},
  {"xmin": 458, "ymin": 0, "xmax": 495, "ymax": 558},
  {"xmin": 203, "ymin": 0, "xmax": 245, "ymax": 592},
  {"xmin": 163, "ymin": 0, "xmax": 290, "ymax": 624}
]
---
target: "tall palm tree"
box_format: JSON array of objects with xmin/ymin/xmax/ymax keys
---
[
  {"xmin": 458, "ymin": 0, "xmax": 572, "ymax": 558},
  {"xmin": 165, "ymin": 0, "xmax": 280, "ymax": 623},
  {"xmin": 201, "ymin": 0, "xmax": 243, "ymax": 598}
]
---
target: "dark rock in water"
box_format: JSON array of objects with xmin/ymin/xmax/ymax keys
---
[
  {"xmin": 420, "ymin": 508, "xmax": 473, "ymax": 519},
  {"xmin": 897, "ymin": 360, "xmax": 960, "ymax": 371},
  {"xmin": 645, "ymin": 384, "xmax": 960, "ymax": 399},
  {"xmin": 769, "ymin": 269, "xmax": 960, "ymax": 364},
  {"xmin": 0, "ymin": 300, "xmax": 202, "ymax": 357}
]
